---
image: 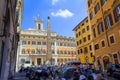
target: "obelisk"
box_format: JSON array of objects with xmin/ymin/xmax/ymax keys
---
[{"xmin": 46, "ymin": 16, "xmax": 52, "ymax": 65}]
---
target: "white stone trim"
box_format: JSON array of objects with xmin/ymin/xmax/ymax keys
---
[
  {"xmin": 108, "ymin": 34, "xmax": 116, "ymax": 45},
  {"xmin": 112, "ymin": 52, "xmax": 120, "ymax": 64},
  {"xmin": 100, "ymin": 39, "xmax": 106, "ymax": 48}
]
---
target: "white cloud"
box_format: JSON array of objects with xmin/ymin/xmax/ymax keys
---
[
  {"xmin": 28, "ymin": 28, "xmax": 32, "ymax": 30},
  {"xmin": 51, "ymin": 9, "xmax": 74, "ymax": 18},
  {"xmin": 52, "ymin": 0, "xmax": 59, "ymax": 5}
]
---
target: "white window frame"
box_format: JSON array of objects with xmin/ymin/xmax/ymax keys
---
[
  {"xmin": 108, "ymin": 34, "xmax": 116, "ymax": 45},
  {"xmin": 112, "ymin": 52, "xmax": 120, "ymax": 64}
]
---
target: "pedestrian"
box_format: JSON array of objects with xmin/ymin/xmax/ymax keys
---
[
  {"xmin": 107, "ymin": 62, "xmax": 113, "ymax": 76},
  {"xmin": 99, "ymin": 64, "xmax": 103, "ymax": 73},
  {"xmin": 79, "ymin": 71, "xmax": 86, "ymax": 80}
]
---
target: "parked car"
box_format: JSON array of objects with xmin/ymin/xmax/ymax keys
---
[{"xmin": 24, "ymin": 61, "xmax": 31, "ymax": 68}]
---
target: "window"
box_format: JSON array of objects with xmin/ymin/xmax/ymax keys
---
[
  {"xmin": 113, "ymin": 4, "xmax": 120, "ymax": 22},
  {"xmin": 94, "ymin": 44, "xmax": 99, "ymax": 50},
  {"xmin": 57, "ymin": 42, "xmax": 59, "ymax": 46},
  {"xmin": 38, "ymin": 24, "xmax": 41, "ymax": 30},
  {"xmin": 43, "ymin": 49, "xmax": 46, "ymax": 54},
  {"xmin": 71, "ymin": 51, "xmax": 73, "ymax": 55},
  {"xmin": 79, "ymin": 31, "xmax": 81, "ymax": 36},
  {"xmin": 43, "ymin": 42, "xmax": 46, "ymax": 45},
  {"xmin": 32, "ymin": 41, "xmax": 36, "ymax": 45},
  {"xmin": 88, "ymin": 35, "xmax": 91, "ymax": 40},
  {"xmin": 79, "ymin": 40, "xmax": 82, "ymax": 44},
  {"xmin": 22, "ymin": 49, "xmax": 25, "ymax": 54},
  {"xmin": 28, "ymin": 41, "xmax": 30, "ymax": 45},
  {"xmin": 88, "ymin": 0, "xmax": 92, "ymax": 7},
  {"xmin": 82, "ymin": 23, "xmax": 84, "ymax": 26},
  {"xmin": 113, "ymin": 54, "xmax": 119, "ymax": 64},
  {"xmin": 87, "ymin": 26, "xmax": 89, "ymax": 31},
  {"xmin": 90, "ymin": 11, "xmax": 94, "ymax": 20},
  {"xmin": 51, "ymin": 42, "xmax": 55, "ymax": 46},
  {"xmin": 83, "ymin": 37, "xmax": 86, "ymax": 42},
  {"xmin": 90, "ymin": 53, "xmax": 93, "ymax": 57},
  {"xmin": 76, "ymin": 34, "xmax": 78, "ymax": 38},
  {"xmin": 68, "ymin": 51, "xmax": 70, "ymax": 54},
  {"xmin": 22, "ymin": 41, "xmax": 26, "ymax": 45},
  {"xmin": 64, "ymin": 43, "xmax": 66, "ymax": 46},
  {"xmin": 109, "ymin": 35, "xmax": 115, "ymax": 44},
  {"xmin": 27, "ymin": 49, "xmax": 30, "ymax": 54},
  {"xmin": 38, "ymin": 42, "xmax": 41, "ymax": 45},
  {"xmin": 89, "ymin": 45, "xmax": 92, "ymax": 51},
  {"xmin": 101, "ymin": 40, "xmax": 105, "ymax": 47},
  {"xmin": 104, "ymin": 14, "xmax": 113, "ymax": 29},
  {"xmin": 82, "ymin": 28, "xmax": 85, "ymax": 33},
  {"xmin": 86, "ymin": 20, "xmax": 88, "ymax": 23},
  {"xmin": 100, "ymin": 0, "xmax": 107, "ymax": 6},
  {"xmin": 60, "ymin": 43, "xmax": 62, "ymax": 46},
  {"xmin": 77, "ymin": 41, "xmax": 79, "ymax": 46},
  {"xmin": 98, "ymin": 22, "xmax": 104, "ymax": 34},
  {"xmin": 80, "ymin": 49, "xmax": 83, "ymax": 53},
  {"xmin": 64, "ymin": 51, "xmax": 67, "ymax": 54},
  {"xmin": 32, "ymin": 49, "xmax": 35, "ymax": 54},
  {"xmin": 93, "ymin": 28, "xmax": 96, "ymax": 38},
  {"xmin": 84, "ymin": 47, "xmax": 88, "ymax": 53},
  {"xmin": 95, "ymin": 3, "xmax": 100, "ymax": 14},
  {"xmin": 68, "ymin": 43, "xmax": 70, "ymax": 47},
  {"xmin": 60, "ymin": 50, "xmax": 63, "ymax": 54}
]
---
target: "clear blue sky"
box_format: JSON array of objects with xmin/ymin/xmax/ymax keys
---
[{"xmin": 21, "ymin": 0, "xmax": 87, "ymax": 37}]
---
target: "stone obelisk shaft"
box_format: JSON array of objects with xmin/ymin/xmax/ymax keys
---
[{"xmin": 46, "ymin": 16, "xmax": 52, "ymax": 64}]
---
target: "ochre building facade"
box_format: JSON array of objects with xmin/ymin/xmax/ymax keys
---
[
  {"xmin": 86, "ymin": 0, "xmax": 120, "ymax": 70},
  {"xmin": 73, "ymin": 17, "xmax": 94, "ymax": 64}
]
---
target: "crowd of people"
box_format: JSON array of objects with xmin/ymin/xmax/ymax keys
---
[{"xmin": 18, "ymin": 62, "xmax": 119, "ymax": 80}]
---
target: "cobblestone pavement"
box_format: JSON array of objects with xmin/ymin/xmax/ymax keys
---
[{"xmin": 12, "ymin": 72, "xmax": 29, "ymax": 80}]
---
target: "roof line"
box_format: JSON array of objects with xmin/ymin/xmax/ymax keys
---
[{"xmin": 72, "ymin": 16, "xmax": 88, "ymax": 31}]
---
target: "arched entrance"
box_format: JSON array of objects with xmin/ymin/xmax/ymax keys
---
[
  {"xmin": 85, "ymin": 57, "xmax": 89, "ymax": 64},
  {"xmin": 103, "ymin": 56, "xmax": 109, "ymax": 70}
]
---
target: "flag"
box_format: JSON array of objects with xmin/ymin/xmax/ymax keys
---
[
  {"xmin": 36, "ymin": 47, "xmax": 38, "ymax": 51},
  {"xmin": 38, "ymin": 49, "xmax": 40, "ymax": 54}
]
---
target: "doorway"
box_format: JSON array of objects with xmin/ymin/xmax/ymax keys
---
[
  {"xmin": 103, "ymin": 56, "xmax": 109, "ymax": 70},
  {"xmin": 37, "ymin": 58, "xmax": 41, "ymax": 65}
]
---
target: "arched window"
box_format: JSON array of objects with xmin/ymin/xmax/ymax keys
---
[
  {"xmin": 64, "ymin": 51, "xmax": 67, "ymax": 54},
  {"xmin": 22, "ymin": 49, "xmax": 25, "ymax": 54},
  {"xmin": 22, "ymin": 41, "xmax": 26, "ymax": 45},
  {"xmin": 44, "ymin": 50, "xmax": 46, "ymax": 54},
  {"xmin": 84, "ymin": 47, "xmax": 88, "ymax": 53},
  {"xmin": 27, "ymin": 49, "xmax": 30, "ymax": 54},
  {"xmin": 60, "ymin": 50, "xmax": 63, "ymax": 54},
  {"xmin": 68, "ymin": 51, "xmax": 70, "ymax": 54},
  {"xmin": 38, "ymin": 24, "xmax": 41, "ymax": 30},
  {"xmin": 32, "ymin": 49, "xmax": 35, "ymax": 54}
]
